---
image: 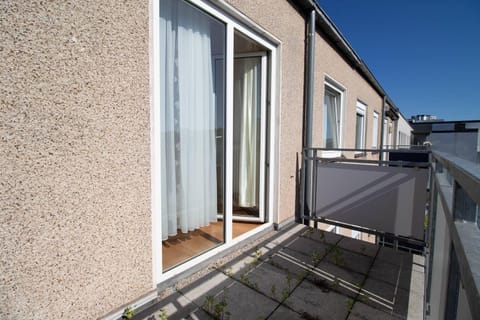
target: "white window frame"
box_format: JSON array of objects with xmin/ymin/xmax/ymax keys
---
[
  {"xmin": 151, "ymin": 0, "xmax": 279, "ymax": 285},
  {"xmin": 322, "ymin": 78, "xmax": 345, "ymax": 158},
  {"xmin": 355, "ymin": 101, "xmax": 367, "ymax": 152},
  {"xmin": 372, "ymin": 111, "xmax": 379, "ymax": 149}
]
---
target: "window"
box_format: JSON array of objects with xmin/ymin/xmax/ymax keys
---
[
  {"xmin": 323, "ymin": 81, "xmax": 343, "ymax": 151},
  {"xmin": 372, "ymin": 112, "xmax": 379, "ymax": 148},
  {"xmin": 355, "ymin": 101, "xmax": 367, "ymax": 150}
]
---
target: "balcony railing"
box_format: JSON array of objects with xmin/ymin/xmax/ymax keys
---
[
  {"xmin": 298, "ymin": 146, "xmax": 480, "ymax": 319},
  {"xmin": 299, "ymin": 147, "xmax": 430, "ymax": 244},
  {"xmin": 426, "ymin": 150, "xmax": 480, "ymax": 319}
]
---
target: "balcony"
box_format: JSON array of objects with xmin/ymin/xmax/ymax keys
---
[
  {"xmin": 130, "ymin": 225, "xmax": 423, "ymax": 320},
  {"xmin": 121, "ymin": 147, "xmax": 479, "ymax": 320}
]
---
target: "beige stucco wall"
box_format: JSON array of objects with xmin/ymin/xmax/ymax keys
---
[
  {"xmin": 0, "ymin": 1, "xmax": 152, "ymax": 319},
  {"xmin": 312, "ymin": 33, "xmax": 384, "ymax": 160},
  {"xmin": 226, "ymin": 0, "xmax": 306, "ymax": 223}
]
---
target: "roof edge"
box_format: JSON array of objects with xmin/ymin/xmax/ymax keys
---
[{"xmin": 292, "ymin": 0, "xmax": 399, "ymax": 113}]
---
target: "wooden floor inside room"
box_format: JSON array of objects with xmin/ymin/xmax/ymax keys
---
[{"xmin": 162, "ymin": 221, "xmax": 261, "ymax": 270}]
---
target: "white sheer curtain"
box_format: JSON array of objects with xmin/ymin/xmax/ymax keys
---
[
  {"xmin": 160, "ymin": 0, "xmax": 218, "ymax": 240},
  {"xmin": 233, "ymin": 58, "xmax": 260, "ymax": 208},
  {"xmin": 325, "ymin": 90, "xmax": 339, "ymax": 148}
]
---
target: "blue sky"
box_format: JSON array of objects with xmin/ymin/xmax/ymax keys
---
[{"xmin": 317, "ymin": 0, "xmax": 480, "ymax": 121}]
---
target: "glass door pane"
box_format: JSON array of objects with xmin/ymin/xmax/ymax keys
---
[
  {"xmin": 160, "ymin": 0, "xmax": 225, "ymax": 270},
  {"xmin": 232, "ymin": 56, "xmax": 265, "ymax": 222}
]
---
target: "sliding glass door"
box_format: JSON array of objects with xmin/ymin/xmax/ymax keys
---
[{"xmin": 158, "ymin": 0, "xmax": 271, "ymax": 271}]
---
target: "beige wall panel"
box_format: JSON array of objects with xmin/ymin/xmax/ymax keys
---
[
  {"xmin": 312, "ymin": 34, "xmax": 383, "ymax": 160},
  {"xmin": 0, "ymin": 1, "xmax": 151, "ymax": 319},
  {"xmin": 226, "ymin": 0, "xmax": 306, "ymax": 223}
]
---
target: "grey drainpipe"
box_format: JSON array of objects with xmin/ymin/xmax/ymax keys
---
[
  {"xmin": 303, "ymin": 9, "xmax": 315, "ymax": 225},
  {"xmin": 379, "ymin": 96, "xmax": 386, "ymax": 163}
]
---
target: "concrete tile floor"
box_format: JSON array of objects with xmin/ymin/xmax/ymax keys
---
[{"xmin": 133, "ymin": 224, "xmax": 424, "ymax": 320}]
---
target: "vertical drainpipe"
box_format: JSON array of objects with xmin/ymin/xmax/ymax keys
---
[
  {"xmin": 379, "ymin": 96, "xmax": 386, "ymax": 163},
  {"xmin": 303, "ymin": 9, "xmax": 316, "ymax": 225}
]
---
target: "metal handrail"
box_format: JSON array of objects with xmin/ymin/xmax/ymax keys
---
[{"xmin": 429, "ymin": 151, "xmax": 480, "ymax": 319}]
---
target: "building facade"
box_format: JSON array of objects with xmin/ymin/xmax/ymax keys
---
[{"xmin": 1, "ymin": 0, "xmax": 406, "ymax": 318}]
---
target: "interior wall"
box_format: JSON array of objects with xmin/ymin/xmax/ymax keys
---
[{"xmin": 0, "ymin": 1, "xmax": 152, "ymax": 319}]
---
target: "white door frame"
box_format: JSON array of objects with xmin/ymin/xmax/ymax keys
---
[{"xmin": 151, "ymin": 0, "xmax": 279, "ymax": 285}]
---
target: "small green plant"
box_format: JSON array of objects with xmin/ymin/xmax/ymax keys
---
[
  {"xmin": 121, "ymin": 306, "xmax": 134, "ymax": 320},
  {"xmin": 270, "ymin": 284, "xmax": 277, "ymax": 299},
  {"xmin": 203, "ymin": 294, "xmax": 231, "ymax": 320},
  {"xmin": 311, "ymin": 250, "xmax": 321, "ymax": 266},
  {"xmin": 159, "ymin": 308, "xmax": 168, "ymax": 320},
  {"xmin": 240, "ymin": 272, "xmax": 249, "ymax": 284},
  {"xmin": 286, "ymin": 273, "xmax": 294, "ymax": 291},
  {"xmin": 239, "ymin": 272, "xmax": 258, "ymax": 290},
  {"xmin": 281, "ymin": 287, "xmax": 289, "ymax": 301},
  {"xmin": 319, "ymin": 229, "xmax": 325, "ymax": 241},
  {"xmin": 223, "ymin": 267, "xmax": 233, "ymax": 277},
  {"xmin": 332, "ymin": 247, "xmax": 345, "ymax": 266},
  {"xmin": 345, "ymin": 298, "xmax": 355, "ymax": 312},
  {"xmin": 251, "ymin": 247, "xmax": 263, "ymax": 265}
]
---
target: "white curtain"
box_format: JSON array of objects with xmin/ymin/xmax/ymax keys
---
[
  {"xmin": 233, "ymin": 58, "xmax": 260, "ymax": 208},
  {"xmin": 325, "ymin": 91, "xmax": 339, "ymax": 148},
  {"xmin": 160, "ymin": 0, "xmax": 218, "ymax": 240}
]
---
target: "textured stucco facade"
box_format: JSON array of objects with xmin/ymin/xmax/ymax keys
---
[
  {"xmin": 0, "ymin": 1, "xmax": 152, "ymax": 319},
  {"xmin": 312, "ymin": 32, "xmax": 383, "ymax": 159},
  {"xmin": 1, "ymin": 0, "xmax": 397, "ymax": 318}
]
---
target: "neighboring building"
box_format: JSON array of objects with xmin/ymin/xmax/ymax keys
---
[
  {"xmin": 410, "ymin": 118, "xmax": 480, "ymax": 163},
  {"xmin": 396, "ymin": 112, "xmax": 413, "ymax": 147},
  {"xmin": 411, "ymin": 114, "xmax": 440, "ymax": 122},
  {"xmin": 1, "ymin": 0, "xmax": 415, "ymax": 319}
]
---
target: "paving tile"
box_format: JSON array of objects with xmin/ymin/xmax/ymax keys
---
[
  {"xmin": 267, "ymin": 305, "xmax": 304, "ymax": 319},
  {"xmin": 308, "ymin": 260, "xmax": 366, "ymax": 298},
  {"xmin": 376, "ymin": 247, "xmax": 413, "ymax": 267},
  {"xmin": 392, "ymin": 287, "xmax": 410, "ymax": 319},
  {"xmin": 361, "ymin": 277, "xmax": 396, "ymax": 311},
  {"xmin": 324, "ymin": 246, "xmax": 374, "ymax": 275},
  {"xmin": 337, "ymin": 237, "xmax": 379, "ymax": 257},
  {"xmin": 360, "ymin": 277, "xmax": 409, "ymax": 318},
  {"xmin": 348, "ymin": 301, "xmax": 404, "ymax": 320},
  {"xmin": 368, "ymin": 259, "xmax": 402, "ymax": 286},
  {"xmin": 283, "ymin": 235, "xmax": 330, "ymax": 262},
  {"xmin": 284, "ymin": 279, "xmax": 350, "ymax": 320},
  {"xmin": 264, "ymin": 250, "xmax": 311, "ymax": 279},
  {"xmin": 300, "ymin": 228, "xmax": 343, "ymax": 245},
  {"xmin": 244, "ymin": 260, "xmax": 303, "ymax": 302},
  {"xmin": 206, "ymin": 281, "xmax": 279, "ymax": 320}
]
